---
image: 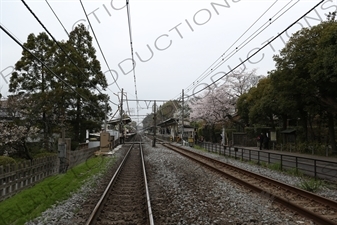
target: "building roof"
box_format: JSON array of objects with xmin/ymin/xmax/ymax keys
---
[
  {"xmin": 157, "ymin": 118, "xmax": 178, "ymax": 127},
  {"xmin": 107, "ymin": 117, "xmax": 132, "ymax": 125},
  {"xmin": 281, "ymin": 129, "xmax": 296, "ymax": 134}
]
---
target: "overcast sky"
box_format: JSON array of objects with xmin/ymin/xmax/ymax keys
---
[{"xmin": 1, "ymin": 0, "xmax": 336, "ymax": 124}]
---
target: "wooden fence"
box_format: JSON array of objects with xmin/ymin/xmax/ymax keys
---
[
  {"xmin": 0, "ymin": 155, "xmax": 59, "ymax": 201},
  {"xmin": 0, "ymin": 146, "xmax": 101, "ymax": 201},
  {"xmin": 66, "ymin": 146, "xmax": 100, "ymax": 169}
]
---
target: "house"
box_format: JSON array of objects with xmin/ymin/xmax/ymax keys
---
[{"xmin": 156, "ymin": 117, "xmax": 195, "ymax": 142}]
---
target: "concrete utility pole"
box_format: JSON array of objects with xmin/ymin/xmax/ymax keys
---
[
  {"xmin": 61, "ymin": 114, "xmax": 65, "ymax": 144},
  {"xmin": 58, "ymin": 112, "xmax": 67, "ymax": 173},
  {"xmin": 104, "ymin": 100, "xmax": 108, "ymax": 132},
  {"xmin": 152, "ymin": 100, "xmax": 157, "ymax": 147},
  {"xmin": 181, "ymin": 89, "xmax": 184, "ymax": 145},
  {"xmin": 222, "ymin": 111, "xmax": 226, "ymax": 150},
  {"xmin": 119, "ymin": 88, "xmax": 124, "ymax": 144}
]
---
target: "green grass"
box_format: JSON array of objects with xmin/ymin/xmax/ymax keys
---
[
  {"xmin": 248, "ymin": 160, "xmax": 258, "ymax": 166},
  {"xmin": 267, "ymin": 163, "xmax": 282, "ymax": 171},
  {"xmin": 259, "ymin": 161, "xmax": 268, "ymax": 167},
  {"xmin": 299, "ymin": 178, "xmax": 323, "ymax": 193},
  {"xmin": 286, "ymin": 167, "xmax": 304, "ymax": 176},
  {"xmin": 0, "ymin": 155, "xmax": 115, "ymax": 225},
  {"xmin": 193, "ymin": 145, "xmax": 207, "ymax": 152}
]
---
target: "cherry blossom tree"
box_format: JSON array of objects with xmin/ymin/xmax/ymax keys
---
[
  {"xmin": 0, "ymin": 95, "xmax": 40, "ymax": 159},
  {"xmin": 189, "ymin": 69, "xmax": 260, "ymax": 125},
  {"xmin": 188, "ymin": 69, "xmax": 261, "ymax": 142}
]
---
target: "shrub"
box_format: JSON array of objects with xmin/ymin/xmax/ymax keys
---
[
  {"xmin": 267, "ymin": 163, "xmax": 282, "ymax": 171},
  {"xmin": 299, "ymin": 179, "xmax": 323, "ymax": 193},
  {"xmin": 0, "ymin": 156, "xmax": 17, "ymax": 167},
  {"xmin": 34, "ymin": 152, "xmax": 57, "ymax": 158}
]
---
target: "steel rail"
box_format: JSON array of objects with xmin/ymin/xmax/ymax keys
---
[
  {"xmin": 85, "ymin": 145, "xmax": 133, "ymax": 225},
  {"xmin": 163, "ymin": 143, "xmax": 337, "ymax": 225},
  {"xmin": 140, "ymin": 139, "xmax": 155, "ymax": 225}
]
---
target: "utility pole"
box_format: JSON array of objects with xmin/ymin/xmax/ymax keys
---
[
  {"xmin": 58, "ymin": 112, "xmax": 67, "ymax": 173},
  {"xmin": 119, "ymin": 88, "xmax": 124, "ymax": 144},
  {"xmin": 152, "ymin": 100, "xmax": 157, "ymax": 147},
  {"xmin": 223, "ymin": 111, "xmax": 226, "ymax": 150},
  {"xmin": 104, "ymin": 100, "xmax": 108, "ymax": 132},
  {"xmin": 181, "ymin": 89, "xmax": 184, "ymax": 145}
]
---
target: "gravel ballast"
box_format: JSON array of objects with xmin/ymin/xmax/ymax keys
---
[{"xmin": 25, "ymin": 141, "xmax": 336, "ymax": 225}]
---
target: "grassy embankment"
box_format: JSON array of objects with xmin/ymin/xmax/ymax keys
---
[{"xmin": 0, "ymin": 155, "xmax": 115, "ymax": 225}]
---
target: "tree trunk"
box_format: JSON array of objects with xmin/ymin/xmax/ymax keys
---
[
  {"xmin": 24, "ymin": 142, "xmax": 33, "ymax": 160},
  {"xmin": 299, "ymin": 110, "xmax": 308, "ymax": 142},
  {"xmin": 327, "ymin": 112, "xmax": 337, "ymax": 153},
  {"xmin": 75, "ymin": 95, "xmax": 81, "ymax": 145},
  {"xmin": 282, "ymin": 114, "xmax": 288, "ymax": 130}
]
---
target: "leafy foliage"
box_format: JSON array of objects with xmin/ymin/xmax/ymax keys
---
[
  {"xmin": 235, "ymin": 17, "xmax": 337, "ymax": 151},
  {"xmin": 0, "ymin": 155, "xmax": 114, "ymax": 225},
  {"xmin": 189, "ymin": 69, "xmax": 260, "ymax": 125},
  {"xmin": 0, "ymin": 156, "xmax": 17, "ymax": 166},
  {"xmin": 5, "ymin": 24, "xmax": 109, "ymax": 158},
  {"xmin": 299, "ymin": 179, "xmax": 323, "ymax": 193}
]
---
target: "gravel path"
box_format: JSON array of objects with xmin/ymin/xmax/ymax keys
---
[{"xmin": 25, "ymin": 141, "xmax": 336, "ymax": 225}]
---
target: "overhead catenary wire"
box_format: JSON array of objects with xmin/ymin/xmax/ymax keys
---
[
  {"xmin": 184, "ymin": 0, "xmax": 325, "ymax": 99},
  {"xmin": 126, "ymin": 0, "xmax": 140, "ymax": 125},
  {"xmin": 187, "ymin": 0, "xmax": 300, "ymax": 91},
  {"xmin": 203, "ymin": 0, "xmax": 300, "ymax": 77},
  {"xmin": 187, "ymin": 1, "xmax": 299, "ymax": 95},
  {"xmin": 21, "ymin": 0, "xmax": 118, "ymax": 106},
  {"xmin": 181, "ymin": 0, "xmax": 281, "ymax": 97},
  {"xmin": 177, "ymin": 0, "xmax": 300, "ymax": 99}
]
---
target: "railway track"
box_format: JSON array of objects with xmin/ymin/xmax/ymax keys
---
[
  {"xmin": 85, "ymin": 143, "xmax": 154, "ymax": 225},
  {"xmin": 163, "ymin": 143, "xmax": 337, "ymax": 225}
]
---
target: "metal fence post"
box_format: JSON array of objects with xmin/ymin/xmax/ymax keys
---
[{"xmin": 314, "ymin": 160, "xmax": 317, "ymax": 180}]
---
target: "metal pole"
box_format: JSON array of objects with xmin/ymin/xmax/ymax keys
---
[
  {"xmin": 222, "ymin": 112, "xmax": 224, "ymax": 144},
  {"xmin": 181, "ymin": 89, "xmax": 184, "ymax": 145},
  {"xmin": 104, "ymin": 100, "xmax": 107, "ymax": 132},
  {"xmin": 152, "ymin": 101, "xmax": 157, "ymax": 147},
  {"xmin": 120, "ymin": 88, "xmax": 124, "ymax": 144}
]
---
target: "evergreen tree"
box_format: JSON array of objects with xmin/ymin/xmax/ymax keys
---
[
  {"xmin": 9, "ymin": 32, "xmax": 57, "ymax": 151},
  {"xmin": 60, "ymin": 24, "xmax": 108, "ymax": 145},
  {"xmin": 9, "ymin": 24, "xmax": 109, "ymax": 153}
]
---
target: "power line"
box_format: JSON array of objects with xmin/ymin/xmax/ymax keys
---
[
  {"xmin": 185, "ymin": 0, "xmax": 325, "ymax": 99},
  {"xmin": 192, "ymin": 0, "xmax": 300, "ymax": 87},
  {"xmin": 206, "ymin": 0, "xmax": 300, "ymax": 74},
  {"xmin": 45, "ymin": 0, "xmax": 119, "ymax": 107},
  {"xmin": 21, "ymin": 0, "xmax": 118, "ymax": 106},
  {"xmin": 79, "ymin": 0, "xmax": 122, "ymax": 93},
  {"xmin": 45, "ymin": 0, "xmax": 69, "ymax": 37},
  {"xmin": 0, "ymin": 24, "xmax": 104, "ymax": 112},
  {"xmin": 177, "ymin": 0, "xmax": 300, "ymax": 99},
  {"xmin": 126, "ymin": 0, "xmax": 140, "ymax": 124},
  {"xmin": 181, "ymin": 0, "xmax": 281, "ymax": 97}
]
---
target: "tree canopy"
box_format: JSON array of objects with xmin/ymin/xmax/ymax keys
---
[
  {"xmin": 3, "ymin": 24, "xmax": 109, "ymax": 158},
  {"xmin": 236, "ymin": 16, "xmax": 337, "ymax": 151}
]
